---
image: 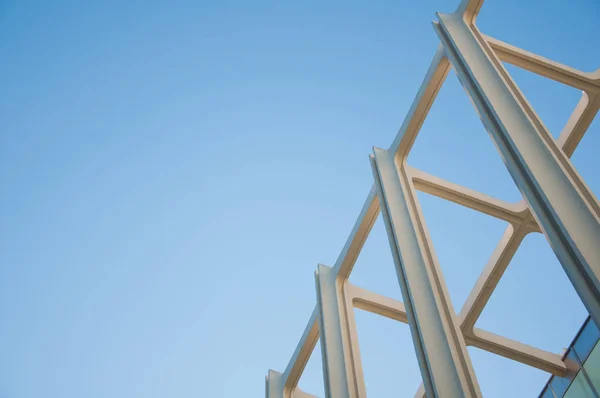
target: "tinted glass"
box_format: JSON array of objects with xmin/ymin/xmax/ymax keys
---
[
  {"xmin": 540, "ymin": 386, "xmax": 556, "ymax": 398},
  {"xmin": 564, "ymin": 372, "xmax": 596, "ymax": 398},
  {"xmin": 583, "ymin": 341, "xmax": 600, "ymax": 391},
  {"xmin": 551, "ymin": 349, "xmax": 581, "ymax": 397},
  {"xmin": 575, "ymin": 319, "xmax": 600, "ymax": 363}
]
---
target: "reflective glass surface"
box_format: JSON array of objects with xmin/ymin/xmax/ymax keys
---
[
  {"xmin": 540, "ymin": 386, "xmax": 555, "ymax": 398},
  {"xmin": 563, "ymin": 372, "xmax": 596, "ymax": 398},
  {"xmin": 583, "ymin": 341, "xmax": 600, "ymax": 392},
  {"xmin": 575, "ymin": 320, "xmax": 600, "ymax": 363},
  {"xmin": 550, "ymin": 349, "xmax": 581, "ymax": 397}
]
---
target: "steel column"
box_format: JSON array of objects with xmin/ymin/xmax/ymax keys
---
[
  {"xmin": 371, "ymin": 147, "xmax": 481, "ymax": 398},
  {"xmin": 315, "ymin": 264, "xmax": 358, "ymax": 398},
  {"xmin": 434, "ymin": 11, "xmax": 600, "ymax": 327}
]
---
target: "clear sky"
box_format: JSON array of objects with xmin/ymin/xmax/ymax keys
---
[{"xmin": 1, "ymin": 0, "xmax": 599, "ymax": 397}]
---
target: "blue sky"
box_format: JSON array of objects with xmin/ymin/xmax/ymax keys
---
[{"xmin": 0, "ymin": 0, "xmax": 599, "ymax": 397}]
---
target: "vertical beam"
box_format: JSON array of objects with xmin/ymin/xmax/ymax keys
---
[
  {"xmin": 434, "ymin": 11, "xmax": 600, "ymax": 327},
  {"xmin": 371, "ymin": 147, "xmax": 481, "ymax": 398},
  {"xmin": 266, "ymin": 370, "xmax": 285, "ymax": 398},
  {"xmin": 315, "ymin": 264, "xmax": 358, "ymax": 398},
  {"xmin": 342, "ymin": 282, "xmax": 368, "ymax": 398}
]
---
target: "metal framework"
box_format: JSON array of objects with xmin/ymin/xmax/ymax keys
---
[{"xmin": 266, "ymin": 0, "xmax": 600, "ymax": 396}]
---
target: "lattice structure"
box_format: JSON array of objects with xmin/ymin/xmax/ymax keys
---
[{"xmin": 265, "ymin": 0, "xmax": 600, "ymax": 396}]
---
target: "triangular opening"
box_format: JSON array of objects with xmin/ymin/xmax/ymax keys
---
[
  {"xmin": 348, "ymin": 214, "xmax": 402, "ymax": 301},
  {"xmin": 415, "ymin": 190, "xmax": 509, "ymax": 312},
  {"xmin": 296, "ymin": 337, "xmax": 325, "ymax": 397},
  {"xmin": 467, "ymin": 346, "xmax": 550, "ymax": 397},
  {"xmin": 502, "ymin": 62, "xmax": 582, "ymax": 139},
  {"xmin": 476, "ymin": 232, "xmax": 588, "ymax": 354},
  {"xmin": 354, "ymin": 308, "xmax": 421, "ymax": 397},
  {"xmin": 407, "ymin": 71, "xmax": 522, "ymax": 203}
]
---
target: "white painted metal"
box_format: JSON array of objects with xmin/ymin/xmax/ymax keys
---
[
  {"xmin": 371, "ymin": 147, "xmax": 482, "ymax": 397},
  {"xmin": 434, "ymin": 10, "xmax": 600, "ymax": 326},
  {"xmin": 315, "ymin": 264, "xmax": 359, "ymax": 398},
  {"xmin": 266, "ymin": 0, "xmax": 599, "ymax": 396}
]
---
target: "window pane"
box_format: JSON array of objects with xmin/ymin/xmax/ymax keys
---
[
  {"xmin": 574, "ymin": 319, "xmax": 600, "ymax": 362},
  {"xmin": 583, "ymin": 341, "xmax": 600, "ymax": 391},
  {"xmin": 564, "ymin": 372, "xmax": 596, "ymax": 398},
  {"xmin": 550, "ymin": 349, "xmax": 580, "ymax": 397},
  {"xmin": 540, "ymin": 385, "xmax": 555, "ymax": 398},
  {"xmin": 551, "ymin": 349, "xmax": 581, "ymax": 397}
]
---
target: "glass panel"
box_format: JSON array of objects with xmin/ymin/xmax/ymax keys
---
[
  {"xmin": 564, "ymin": 372, "xmax": 596, "ymax": 398},
  {"xmin": 583, "ymin": 341, "xmax": 600, "ymax": 391},
  {"xmin": 551, "ymin": 349, "xmax": 581, "ymax": 397},
  {"xmin": 540, "ymin": 385, "xmax": 556, "ymax": 398},
  {"xmin": 575, "ymin": 319, "xmax": 600, "ymax": 363}
]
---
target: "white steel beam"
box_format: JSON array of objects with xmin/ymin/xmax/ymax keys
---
[
  {"xmin": 467, "ymin": 328, "xmax": 566, "ymax": 375},
  {"xmin": 346, "ymin": 282, "xmax": 409, "ymax": 324},
  {"xmin": 557, "ymin": 92, "xmax": 600, "ymax": 158},
  {"xmin": 434, "ymin": 11, "xmax": 600, "ymax": 327},
  {"xmin": 333, "ymin": 186, "xmax": 380, "ymax": 280},
  {"xmin": 484, "ymin": 35, "xmax": 600, "ymax": 93},
  {"xmin": 408, "ymin": 166, "xmax": 536, "ymax": 229},
  {"xmin": 371, "ymin": 147, "xmax": 481, "ymax": 397},
  {"xmin": 281, "ymin": 307, "xmax": 320, "ymax": 394},
  {"xmin": 267, "ymin": 2, "xmax": 599, "ymax": 396},
  {"xmin": 389, "ymin": 46, "xmax": 451, "ymax": 158},
  {"xmin": 315, "ymin": 264, "xmax": 360, "ymax": 398},
  {"xmin": 274, "ymin": 186, "xmax": 379, "ymax": 397},
  {"xmin": 458, "ymin": 224, "xmax": 529, "ymax": 330},
  {"xmin": 346, "ymin": 280, "xmax": 568, "ymax": 376}
]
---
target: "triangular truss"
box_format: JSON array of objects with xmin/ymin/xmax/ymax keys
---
[{"xmin": 266, "ymin": 0, "xmax": 600, "ymax": 397}]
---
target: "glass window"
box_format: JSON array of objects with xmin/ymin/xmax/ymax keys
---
[
  {"xmin": 540, "ymin": 385, "xmax": 555, "ymax": 398},
  {"xmin": 564, "ymin": 372, "xmax": 596, "ymax": 398},
  {"xmin": 550, "ymin": 349, "xmax": 581, "ymax": 397},
  {"xmin": 552, "ymin": 376, "xmax": 572, "ymax": 397},
  {"xmin": 583, "ymin": 341, "xmax": 600, "ymax": 391},
  {"xmin": 574, "ymin": 319, "xmax": 600, "ymax": 362}
]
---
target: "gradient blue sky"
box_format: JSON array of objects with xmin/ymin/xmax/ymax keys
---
[{"xmin": 1, "ymin": 0, "xmax": 599, "ymax": 397}]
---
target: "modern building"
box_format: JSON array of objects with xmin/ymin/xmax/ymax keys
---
[
  {"xmin": 265, "ymin": 0, "xmax": 600, "ymax": 396},
  {"xmin": 540, "ymin": 317, "xmax": 600, "ymax": 398}
]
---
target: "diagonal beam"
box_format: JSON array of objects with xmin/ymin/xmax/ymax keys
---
[
  {"xmin": 348, "ymin": 280, "xmax": 568, "ymax": 375},
  {"xmin": 371, "ymin": 146, "xmax": 482, "ymax": 397},
  {"xmin": 346, "ymin": 282, "xmax": 408, "ymax": 323},
  {"xmin": 459, "ymin": 224, "xmax": 529, "ymax": 330},
  {"xmin": 557, "ymin": 92, "xmax": 600, "ymax": 158},
  {"xmin": 268, "ymin": 3, "xmax": 599, "ymax": 396},
  {"xmin": 435, "ymin": 11, "xmax": 600, "ymax": 328},
  {"xmin": 350, "ymin": 280, "xmax": 570, "ymax": 396},
  {"xmin": 281, "ymin": 186, "xmax": 380, "ymax": 393},
  {"xmin": 408, "ymin": 166, "xmax": 535, "ymax": 228},
  {"xmin": 389, "ymin": 46, "xmax": 451, "ymax": 158},
  {"xmin": 458, "ymin": 84, "xmax": 599, "ymax": 332},
  {"xmin": 468, "ymin": 328, "xmax": 567, "ymax": 376},
  {"xmin": 282, "ymin": 307, "xmax": 320, "ymax": 392},
  {"xmin": 334, "ymin": 186, "xmax": 380, "ymax": 280},
  {"xmin": 485, "ymin": 35, "xmax": 600, "ymax": 93}
]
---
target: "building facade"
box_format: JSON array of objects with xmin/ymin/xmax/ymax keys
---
[
  {"xmin": 540, "ymin": 317, "xmax": 600, "ymax": 398},
  {"xmin": 266, "ymin": 0, "xmax": 600, "ymax": 396}
]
